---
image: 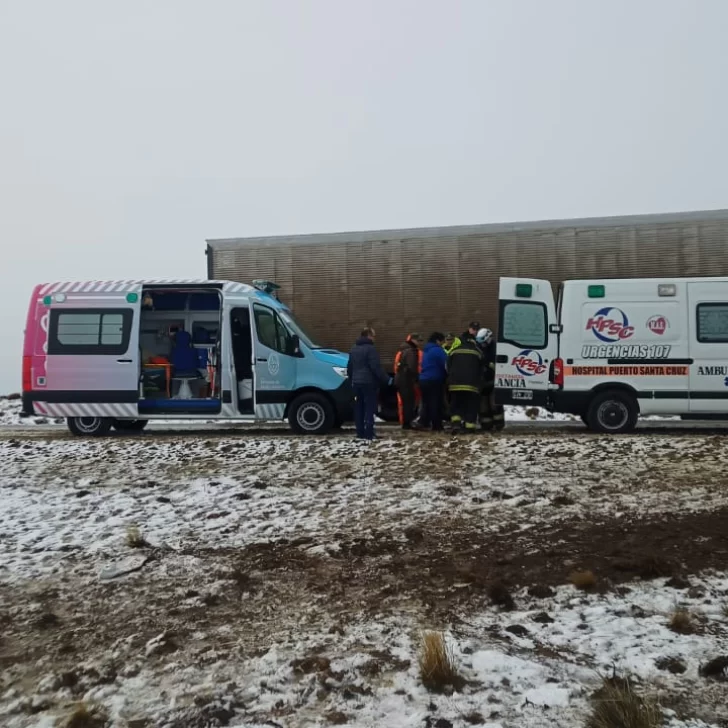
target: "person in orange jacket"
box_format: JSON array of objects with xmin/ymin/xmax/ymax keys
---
[{"xmin": 394, "ymin": 333, "xmax": 424, "ymax": 429}]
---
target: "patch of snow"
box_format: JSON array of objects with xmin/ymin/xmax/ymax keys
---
[
  {"xmin": 524, "ymin": 685, "xmax": 571, "ymax": 707},
  {"xmin": 1, "ymin": 434, "xmax": 727, "ymax": 582},
  {"xmin": 35, "ymin": 574, "xmax": 720, "ymax": 727},
  {"xmin": 0, "ymin": 423, "xmax": 726, "ymax": 727}
]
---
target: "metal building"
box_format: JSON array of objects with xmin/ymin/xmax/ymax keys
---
[{"xmin": 207, "ymin": 208, "xmax": 728, "ymax": 369}]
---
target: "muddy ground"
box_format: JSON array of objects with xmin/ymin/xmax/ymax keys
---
[{"xmin": 1, "ymin": 429, "xmax": 727, "ymax": 727}]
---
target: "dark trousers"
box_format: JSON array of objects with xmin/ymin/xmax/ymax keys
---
[
  {"xmin": 354, "ymin": 385, "xmax": 378, "ymax": 439},
  {"xmin": 450, "ymin": 390, "xmax": 480, "ymax": 429},
  {"xmin": 396, "ymin": 379, "xmax": 419, "ymax": 427},
  {"xmin": 479, "ymin": 386, "xmax": 505, "ymax": 430},
  {"xmin": 420, "ymin": 380, "xmax": 445, "ymax": 430}
]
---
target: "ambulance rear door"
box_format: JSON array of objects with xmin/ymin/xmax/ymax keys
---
[{"xmin": 495, "ymin": 278, "xmax": 559, "ymax": 408}]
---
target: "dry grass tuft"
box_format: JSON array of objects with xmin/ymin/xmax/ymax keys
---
[
  {"xmin": 587, "ymin": 677, "xmax": 662, "ymax": 728},
  {"xmin": 125, "ymin": 525, "xmax": 149, "ymax": 549},
  {"xmin": 418, "ymin": 631, "xmax": 464, "ymax": 692},
  {"xmin": 570, "ymin": 569, "xmax": 597, "ymax": 591},
  {"xmin": 668, "ymin": 608, "xmax": 694, "ymax": 635},
  {"xmin": 63, "ymin": 702, "xmax": 108, "ymax": 728}
]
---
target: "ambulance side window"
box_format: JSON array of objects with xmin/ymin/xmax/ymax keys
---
[
  {"xmin": 697, "ymin": 303, "xmax": 728, "ymax": 343},
  {"xmin": 48, "ymin": 309, "xmax": 133, "ymax": 355},
  {"xmin": 499, "ymin": 301, "xmax": 547, "ymax": 349}
]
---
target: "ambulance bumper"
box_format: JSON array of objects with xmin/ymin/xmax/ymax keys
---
[
  {"xmin": 495, "ymin": 387, "xmax": 551, "ymax": 409},
  {"xmin": 495, "ymin": 387, "xmax": 588, "ymax": 415}
]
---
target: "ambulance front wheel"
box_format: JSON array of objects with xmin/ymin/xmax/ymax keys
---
[
  {"xmin": 586, "ymin": 390, "xmax": 638, "ymax": 434},
  {"xmin": 67, "ymin": 417, "xmax": 113, "ymax": 437},
  {"xmin": 289, "ymin": 393, "xmax": 335, "ymax": 435}
]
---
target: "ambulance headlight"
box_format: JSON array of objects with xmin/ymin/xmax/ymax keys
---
[{"xmin": 333, "ymin": 366, "xmax": 348, "ymax": 378}]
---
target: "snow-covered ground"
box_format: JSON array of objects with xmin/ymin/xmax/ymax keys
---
[
  {"xmin": 0, "ymin": 417, "xmax": 726, "ymax": 727},
  {"xmin": 0, "ymin": 394, "xmax": 577, "ymax": 429}
]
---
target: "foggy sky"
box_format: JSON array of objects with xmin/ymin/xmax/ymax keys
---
[{"xmin": 1, "ymin": 0, "xmax": 727, "ymax": 393}]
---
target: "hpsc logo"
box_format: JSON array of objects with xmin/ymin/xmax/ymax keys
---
[
  {"xmin": 511, "ymin": 350, "xmax": 547, "ymax": 376},
  {"xmin": 585, "ymin": 307, "xmax": 635, "ymax": 343}
]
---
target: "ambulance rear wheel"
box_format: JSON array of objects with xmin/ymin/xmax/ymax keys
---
[
  {"xmin": 587, "ymin": 391, "xmax": 638, "ymax": 434},
  {"xmin": 67, "ymin": 417, "xmax": 113, "ymax": 437},
  {"xmin": 289, "ymin": 393, "xmax": 335, "ymax": 435},
  {"xmin": 113, "ymin": 419, "xmax": 149, "ymax": 432}
]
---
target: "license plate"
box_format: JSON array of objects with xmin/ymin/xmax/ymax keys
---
[{"xmin": 512, "ymin": 390, "xmax": 533, "ymax": 400}]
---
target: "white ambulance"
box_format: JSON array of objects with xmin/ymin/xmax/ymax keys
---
[{"xmin": 495, "ymin": 276, "xmax": 728, "ymax": 432}]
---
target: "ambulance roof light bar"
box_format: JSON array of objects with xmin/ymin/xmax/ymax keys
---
[{"xmin": 252, "ymin": 280, "xmax": 281, "ymax": 295}]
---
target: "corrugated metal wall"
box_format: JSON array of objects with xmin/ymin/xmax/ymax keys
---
[{"xmin": 208, "ymin": 213, "xmax": 728, "ymax": 369}]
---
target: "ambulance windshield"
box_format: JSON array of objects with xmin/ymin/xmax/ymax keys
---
[{"xmin": 279, "ymin": 310, "xmax": 320, "ymax": 349}]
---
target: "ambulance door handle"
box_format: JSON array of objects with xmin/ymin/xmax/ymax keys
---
[
  {"xmin": 257, "ymin": 357, "xmax": 268, "ymax": 362},
  {"xmin": 117, "ymin": 358, "xmax": 132, "ymax": 363},
  {"xmin": 495, "ymin": 355, "xmax": 508, "ymax": 363}
]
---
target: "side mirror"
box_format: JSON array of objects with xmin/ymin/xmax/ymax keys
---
[{"xmin": 288, "ymin": 334, "xmax": 301, "ymax": 356}]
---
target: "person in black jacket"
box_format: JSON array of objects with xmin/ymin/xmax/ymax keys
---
[
  {"xmin": 476, "ymin": 328, "xmax": 504, "ymax": 431},
  {"xmin": 447, "ymin": 329, "xmax": 484, "ymax": 432},
  {"xmin": 347, "ymin": 328, "xmax": 389, "ymax": 440}
]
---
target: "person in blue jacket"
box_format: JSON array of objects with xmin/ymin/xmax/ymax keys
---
[
  {"xmin": 347, "ymin": 327, "xmax": 390, "ymax": 440},
  {"xmin": 417, "ymin": 332, "xmax": 448, "ymax": 431}
]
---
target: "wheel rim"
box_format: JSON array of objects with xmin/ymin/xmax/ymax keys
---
[
  {"xmin": 297, "ymin": 403, "xmax": 325, "ymax": 431},
  {"xmin": 76, "ymin": 417, "xmax": 102, "ymax": 433},
  {"xmin": 597, "ymin": 400, "xmax": 629, "ymax": 430}
]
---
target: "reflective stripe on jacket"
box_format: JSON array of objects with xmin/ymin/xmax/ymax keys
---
[{"xmin": 447, "ymin": 335, "xmax": 483, "ymax": 394}]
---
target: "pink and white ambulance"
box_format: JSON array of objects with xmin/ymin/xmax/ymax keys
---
[{"xmin": 22, "ymin": 279, "xmax": 353, "ymax": 436}]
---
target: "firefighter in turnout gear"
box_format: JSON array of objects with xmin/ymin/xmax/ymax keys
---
[
  {"xmin": 476, "ymin": 328, "xmax": 505, "ymax": 431},
  {"xmin": 394, "ymin": 333, "xmax": 424, "ymax": 429},
  {"xmin": 447, "ymin": 328, "xmax": 484, "ymax": 432}
]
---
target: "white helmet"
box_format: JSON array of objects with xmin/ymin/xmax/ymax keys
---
[{"xmin": 476, "ymin": 328, "xmax": 493, "ymax": 344}]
